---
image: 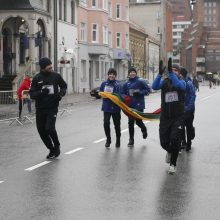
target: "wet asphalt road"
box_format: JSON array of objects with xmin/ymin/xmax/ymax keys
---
[{"xmin": 0, "ymin": 85, "xmax": 220, "ymax": 220}]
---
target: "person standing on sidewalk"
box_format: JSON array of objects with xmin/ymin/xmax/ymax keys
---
[
  {"xmin": 122, "ymin": 67, "xmax": 150, "ymax": 147},
  {"xmin": 29, "ymin": 57, "xmax": 67, "ymax": 159},
  {"xmin": 180, "ymin": 67, "xmax": 196, "ymax": 152},
  {"xmin": 99, "ymin": 68, "xmax": 121, "ymax": 148},
  {"xmin": 17, "ymin": 74, "xmax": 32, "ymax": 119},
  {"xmin": 152, "ymin": 59, "xmax": 186, "ymax": 174}
]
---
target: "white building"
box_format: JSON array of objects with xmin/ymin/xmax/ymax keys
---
[
  {"xmin": 0, "ymin": 0, "xmax": 78, "ymax": 94},
  {"xmin": 172, "ymin": 20, "xmax": 191, "ymax": 65}
]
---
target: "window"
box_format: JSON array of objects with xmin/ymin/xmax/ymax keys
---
[
  {"xmin": 103, "ymin": 26, "xmax": 108, "ymax": 44},
  {"xmin": 71, "ymin": 1, "xmax": 76, "ymax": 24},
  {"xmin": 80, "ymin": 23, "xmax": 86, "ymax": 41},
  {"xmin": 81, "ymin": 60, "xmax": 87, "ymax": 82},
  {"xmin": 92, "ymin": 0, "xmax": 97, "ymax": 8},
  {"xmin": 116, "ymin": 32, "xmax": 121, "ymax": 48},
  {"xmin": 116, "ymin": 4, "xmax": 121, "ymax": 19},
  {"xmin": 64, "ymin": 0, "xmax": 67, "ymax": 21},
  {"xmin": 101, "ymin": 61, "xmax": 104, "ymax": 79},
  {"xmin": 59, "ymin": 0, "xmax": 62, "ymax": 20},
  {"xmin": 95, "ymin": 61, "xmax": 99, "ymax": 79},
  {"xmin": 108, "ymin": 2, "xmax": 112, "ymax": 18},
  {"xmin": 125, "ymin": 6, "xmax": 129, "ymax": 20},
  {"xmin": 108, "ymin": 31, "xmax": 112, "ymax": 47},
  {"xmin": 92, "ymin": 24, "xmax": 98, "ymax": 42},
  {"xmin": 103, "ymin": 0, "xmax": 108, "ymax": 10}
]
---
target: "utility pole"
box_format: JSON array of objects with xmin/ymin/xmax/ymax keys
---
[{"xmin": 53, "ymin": 0, "xmax": 58, "ymax": 72}]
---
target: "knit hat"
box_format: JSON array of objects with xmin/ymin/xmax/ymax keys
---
[
  {"xmin": 172, "ymin": 64, "xmax": 180, "ymax": 71},
  {"xmin": 180, "ymin": 67, "xmax": 188, "ymax": 78},
  {"xmin": 39, "ymin": 57, "xmax": 52, "ymax": 69},
  {"xmin": 128, "ymin": 67, "xmax": 137, "ymax": 74},
  {"xmin": 107, "ymin": 68, "xmax": 117, "ymax": 76}
]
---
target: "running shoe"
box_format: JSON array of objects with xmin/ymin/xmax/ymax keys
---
[{"xmin": 168, "ymin": 165, "xmax": 176, "ymax": 174}]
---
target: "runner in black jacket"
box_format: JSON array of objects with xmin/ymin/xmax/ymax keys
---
[
  {"xmin": 152, "ymin": 58, "xmax": 186, "ymax": 174},
  {"xmin": 29, "ymin": 57, "xmax": 67, "ymax": 159}
]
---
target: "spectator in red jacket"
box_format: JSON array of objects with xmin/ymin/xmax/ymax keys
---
[{"xmin": 17, "ymin": 75, "xmax": 32, "ymax": 118}]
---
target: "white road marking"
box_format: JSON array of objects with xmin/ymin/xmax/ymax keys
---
[
  {"xmin": 64, "ymin": 147, "xmax": 84, "ymax": 155},
  {"xmin": 198, "ymin": 92, "xmax": 220, "ymax": 102},
  {"xmin": 93, "ymin": 122, "xmax": 150, "ymax": 144},
  {"xmin": 25, "ymin": 161, "xmax": 52, "ymax": 171},
  {"xmin": 93, "ymin": 138, "xmax": 106, "ymax": 144},
  {"xmin": 0, "ymin": 181, "xmax": 4, "ymax": 184}
]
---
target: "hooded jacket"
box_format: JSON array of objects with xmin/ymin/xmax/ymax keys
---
[
  {"xmin": 122, "ymin": 76, "xmax": 150, "ymax": 110},
  {"xmin": 17, "ymin": 77, "xmax": 31, "ymax": 100},
  {"xmin": 29, "ymin": 71, "xmax": 67, "ymax": 109},
  {"xmin": 100, "ymin": 79, "xmax": 121, "ymax": 113},
  {"xmin": 152, "ymin": 72, "xmax": 186, "ymax": 119},
  {"xmin": 184, "ymin": 76, "xmax": 196, "ymax": 113}
]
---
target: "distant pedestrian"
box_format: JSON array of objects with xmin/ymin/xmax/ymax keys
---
[
  {"xmin": 29, "ymin": 57, "xmax": 67, "ymax": 159},
  {"xmin": 99, "ymin": 68, "xmax": 121, "ymax": 148},
  {"xmin": 152, "ymin": 59, "xmax": 186, "ymax": 174},
  {"xmin": 193, "ymin": 76, "xmax": 199, "ymax": 92},
  {"xmin": 17, "ymin": 74, "xmax": 32, "ymax": 119},
  {"xmin": 180, "ymin": 67, "xmax": 196, "ymax": 152},
  {"xmin": 122, "ymin": 67, "xmax": 150, "ymax": 147},
  {"xmin": 209, "ymin": 80, "xmax": 212, "ymax": 89}
]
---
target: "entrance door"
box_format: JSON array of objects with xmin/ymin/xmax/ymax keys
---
[{"xmin": 2, "ymin": 28, "xmax": 12, "ymax": 74}]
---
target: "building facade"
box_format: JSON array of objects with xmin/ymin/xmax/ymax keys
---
[
  {"xmin": 180, "ymin": 0, "xmax": 220, "ymax": 75},
  {"xmin": 0, "ymin": 0, "xmax": 78, "ymax": 94},
  {"xmin": 78, "ymin": 0, "xmax": 130, "ymax": 92}
]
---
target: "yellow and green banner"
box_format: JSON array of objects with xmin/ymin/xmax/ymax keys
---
[{"xmin": 99, "ymin": 92, "xmax": 160, "ymax": 121}]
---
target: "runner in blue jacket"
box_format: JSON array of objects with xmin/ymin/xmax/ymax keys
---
[
  {"xmin": 100, "ymin": 68, "xmax": 121, "ymax": 148},
  {"xmin": 122, "ymin": 67, "xmax": 150, "ymax": 147},
  {"xmin": 179, "ymin": 67, "xmax": 196, "ymax": 152}
]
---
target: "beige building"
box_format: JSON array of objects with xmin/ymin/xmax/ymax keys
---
[{"xmin": 78, "ymin": 0, "xmax": 130, "ymax": 92}]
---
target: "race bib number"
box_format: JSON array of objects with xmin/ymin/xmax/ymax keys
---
[
  {"xmin": 43, "ymin": 85, "xmax": 54, "ymax": 94},
  {"xmin": 104, "ymin": 86, "xmax": 113, "ymax": 93},
  {"xmin": 165, "ymin": 91, "xmax": 178, "ymax": 103}
]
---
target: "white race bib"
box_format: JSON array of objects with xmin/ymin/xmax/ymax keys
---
[
  {"xmin": 104, "ymin": 86, "xmax": 114, "ymax": 93},
  {"xmin": 43, "ymin": 85, "xmax": 54, "ymax": 95},
  {"xmin": 165, "ymin": 91, "xmax": 178, "ymax": 103}
]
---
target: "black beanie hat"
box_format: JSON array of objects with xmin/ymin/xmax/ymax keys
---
[
  {"xmin": 107, "ymin": 68, "xmax": 117, "ymax": 76},
  {"xmin": 39, "ymin": 57, "xmax": 52, "ymax": 69},
  {"xmin": 128, "ymin": 67, "xmax": 137, "ymax": 74},
  {"xmin": 180, "ymin": 67, "xmax": 188, "ymax": 78}
]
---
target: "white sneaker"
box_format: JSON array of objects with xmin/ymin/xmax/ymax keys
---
[
  {"xmin": 168, "ymin": 165, "xmax": 176, "ymax": 175},
  {"xmin": 165, "ymin": 153, "xmax": 171, "ymax": 163}
]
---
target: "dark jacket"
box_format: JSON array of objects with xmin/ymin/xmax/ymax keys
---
[
  {"xmin": 185, "ymin": 76, "xmax": 196, "ymax": 113},
  {"xmin": 29, "ymin": 71, "xmax": 67, "ymax": 109},
  {"xmin": 100, "ymin": 79, "xmax": 121, "ymax": 113},
  {"xmin": 152, "ymin": 72, "xmax": 186, "ymax": 119},
  {"xmin": 122, "ymin": 76, "xmax": 150, "ymax": 110}
]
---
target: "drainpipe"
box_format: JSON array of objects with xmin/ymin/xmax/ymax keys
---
[{"xmin": 54, "ymin": 0, "xmax": 58, "ymax": 72}]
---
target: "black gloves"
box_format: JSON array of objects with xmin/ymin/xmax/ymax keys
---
[
  {"xmin": 168, "ymin": 57, "xmax": 172, "ymax": 73},
  {"xmin": 56, "ymin": 93, "xmax": 62, "ymax": 101},
  {"xmin": 159, "ymin": 60, "xmax": 166, "ymax": 76},
  {"xmin": 41, "ymin": 87, "xmax": 49, "ymax": 95}
]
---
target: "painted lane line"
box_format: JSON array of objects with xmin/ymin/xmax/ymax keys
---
[
  {"xmin": 93, "ymin": 138, "xmax": 106, "ymax": 144},
  {"xmin": 121, "ymin": 128, "xmax": 128, "ymax": 133},
  {"xmin": 0, "ymin": 181, "xmax": 4, "ymax": 184},
  {"xmin": 64, "ymin": 147, "xmax": 84, "ymax": 155},
  {"xmin": 198, "ymin": 92, "xmax": 220, "ymax": 102},
  {"xmin": 25, "ymin": 161, "xmax": 52, "ymax": 171},
  {"xmin": 93, "ymin": 123, "xmax": 150, "ymax": 144}
]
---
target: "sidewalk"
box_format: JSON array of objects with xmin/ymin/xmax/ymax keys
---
[{"xmin": 0, "ymin": 93, "xmax": 94, "ymax": 120}]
